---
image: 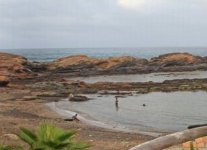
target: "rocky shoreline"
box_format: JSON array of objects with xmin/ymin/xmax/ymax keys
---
[
  {"xmin": 1, "ymin": 52, "xmax": 207, "ymax": 83},
  {"xmin": 0, "ymin": 51, "xmax": 206, "ymax": 150},
  {"xmin": 1, "ymin": 51, "xmax": 207, "ymax": 103}
]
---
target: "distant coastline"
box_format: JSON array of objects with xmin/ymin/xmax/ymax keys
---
[{"xmin": 0, "ymin": 47, "xmax": 207, "ymax": 62}]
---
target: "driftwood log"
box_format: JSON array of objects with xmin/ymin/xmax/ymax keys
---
[
  {"xmin": 129, "ymin": 126, "xmax": 207, "ymax": 150},
  {"xmin": 188, "ymin": 123, "xmax": 207, "ymax": 129}
]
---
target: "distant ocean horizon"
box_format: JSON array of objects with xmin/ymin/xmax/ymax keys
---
[{"xmin": 1, "ymin": 47, "xmax": 207, "ymax": 62}]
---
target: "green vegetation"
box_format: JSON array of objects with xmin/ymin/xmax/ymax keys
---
[
  {"xmin": 18, "ymin": 123, "xmax": 90, "ymax": 150},
  {"xmin": 1, "ymin": 123, "xmax": 90, "ymax": 150}
]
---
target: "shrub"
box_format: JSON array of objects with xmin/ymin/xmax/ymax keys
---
[{"xmin": 18, "ymin": 123, "xmax": 90, "ymax": 150}]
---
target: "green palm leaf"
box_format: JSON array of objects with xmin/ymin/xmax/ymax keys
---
[
  {"xmin": 17, "ymin": 123, "xmax": 90, "ymax": 150},
  {"xmin": 68, "ymin": 142, "xmax": 91, "ymax": 150},
  {"xmin": 56, "ymin": 131, "xmax": 76, "ymax": 142},
  {"xmin": 18, "ymin": 127, "xmax": 37, "ymax": 146}
]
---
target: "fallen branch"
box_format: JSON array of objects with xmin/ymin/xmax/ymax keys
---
[
  {"xmin": 188, "ymin": 123, "xmax": 207, "ymax": 129},
  {"xmin": 129, "ymin": 126, "xmax": 207, "ymax": 150}
]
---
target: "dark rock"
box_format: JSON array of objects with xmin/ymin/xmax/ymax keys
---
[
  {"xmin": 69, "ymin": 95, "xmax": 89, "ymax": 102},
  {"xmin": 79, "ymin": 88, "xmax": 98, "ymax": 94}
]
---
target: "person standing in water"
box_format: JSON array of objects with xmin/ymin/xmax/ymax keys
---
[{"xmin": 115, "ymin": 96, "xmax": 119, "ymax": 111}]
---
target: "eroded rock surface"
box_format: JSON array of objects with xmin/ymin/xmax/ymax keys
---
[
  {"xmin": 149, "ymin": 53, "xmax": 203, "ymax": 66},
  {"xmin": 45, "ymin": 52, "xmax": 207, "ymax": 76},
  {"xmin": 0, "ymin": 53, "xmax": 31, "ymax": 78},
  {"xmin": 0, "ymin": 52, "xmax": 33, "ymax": 82},
  {"xmin": 2, "ymin": 52, "xmax": 207, "ymax": 81},
  {"xmin": 47, "ymin": 55, "xmax": 148, "ymax": 75}
]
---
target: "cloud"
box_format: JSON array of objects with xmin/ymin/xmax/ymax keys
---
[
  {"xmin": 117, "ymin": 0, "xmax": 169, "ymax": 13},
  {"xmin": 0, "ymin": 0, "xmax": 207, "ymax": 48},
  {"xmin": 117, "ymin": 0, "xmax": 207, "ymax": 13}
]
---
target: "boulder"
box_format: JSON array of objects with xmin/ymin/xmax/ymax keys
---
[{"xmin": 69, "ymin": 95, "xmax": 89, "ymax": 102}]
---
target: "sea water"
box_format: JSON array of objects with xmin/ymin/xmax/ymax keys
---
[
  {"xmin": 55, "ymin": 91, "xmax": 207, "ymax": 132},
  {"xmin": 0, "ymin": 47, "xmax": 207, "ymax": 62}
]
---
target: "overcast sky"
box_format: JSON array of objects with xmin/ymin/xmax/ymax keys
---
[{"xmin": 1, "ymin": 0, "xmax": 207, "ymax": 49}]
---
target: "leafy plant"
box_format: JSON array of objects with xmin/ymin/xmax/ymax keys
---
[{"xmin": 18, "ymin": 123, "xmax": 90, "ymax": 150}]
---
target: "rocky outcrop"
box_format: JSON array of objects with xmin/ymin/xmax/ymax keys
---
[
  {"xmin": 47, "ymin": 55, "xmax": 99, "ymax": 70},
  {"xmin": 149, "ymin": 53, "xmax": 203, "ymax": 66},
  {"xmin": 47, "ymin": 55, "xmax": 148, "ymax": 75},
  {"xmin": 45, "ymin": 52, "xmax": 207, "ymax": 76},
  {"xmin": 2, "ymin": 52, "xmax": 207, "ymax": 80},
  {"xmin": 0, "ymin": 52, "xmax": 33, "ymax": 85},
  {"xmin": 96, "ymin": 56, "xmax": 147, "ymax": 69}
]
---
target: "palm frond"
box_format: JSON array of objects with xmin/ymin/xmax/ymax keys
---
[
  {"xmin": 18, "ymin": 127, "xmax": 37, "ymax": 146},
  {"xmin": 56, "ymin": 131, "xmax": 76, "ymax": 142},
  {"xmin": 68, "ymin": 142, "xmax": 91, "ymax": 150},
  {"xmin": 17, "ymin": 123, "xmax": 90, "ymax": 150}
]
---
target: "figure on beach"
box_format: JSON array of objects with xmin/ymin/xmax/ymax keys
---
[
  {"xmin": 72, "ymin": 113, "xmax": 80, "ymax": 121},
  {"xmin": 64, "ymin": 113, "xmax": 80, "ymax": 122},
  {"xmin": 115, "ymin": 96, "xmax": 119, "ymax": 111}
]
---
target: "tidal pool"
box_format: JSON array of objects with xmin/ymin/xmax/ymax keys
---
[
  {"xmin": 54, "ymin": 91, "xmax": 207, "ymax": 132},
  {"xmin": 69, "ymin": 71, "xmax": 207, "ymax": 83}
]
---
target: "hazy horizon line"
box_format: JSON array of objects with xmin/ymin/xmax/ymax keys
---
[{"xmin": 1, "ymin": 46, "xmax": 207, "ymax": 50}]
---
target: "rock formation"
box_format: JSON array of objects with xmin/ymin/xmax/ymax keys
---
[
  {"xmin": 46, "ymin": 55, "xmax": 148, "ymax": 75},
  {"xmin": 45, "ymin": 52, "xmax": 207, "ymax": 76},
  {"xmin": 0, "ymin": 52, "xmax": 33, "ymax": 86},
  {"xmin": 1, "ymin": 52, "xmax": 207, "ymax": 82},
  {"xmin": 149, "ymin": 53, "xmax": 203, "ymax": 66}
]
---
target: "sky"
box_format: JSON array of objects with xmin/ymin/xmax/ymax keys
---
[{"xmin": 1, "ymin": 0, "xmax": 207, "ymax": 49}]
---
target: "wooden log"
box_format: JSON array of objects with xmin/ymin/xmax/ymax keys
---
[
  {"xmin": 188, "ymin": 123, "xmax": 207, "ymax": 129},
  {"xmin": 129, "ymin": 126, "xmax": 207, "ymax": 150}
]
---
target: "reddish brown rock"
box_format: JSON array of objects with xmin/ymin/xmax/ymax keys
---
[
  {"xmin": 97, "ymin": 56, "xmax": 146, "ymax": 69},
  {"xmin": 47, "ymin": 55, "xmax": 147, "ymax": 74},
  {"xmin": 0, "ymin": 52, "xmax": 32, "ymax": 80},
  {"xmin": 47, "ymin": 55, "xmax": 99, "ymax": 70},
  {"xmin": 44, "ymin": 53, "xmax": 207, "ymax": 76},
  {"xmin": 149, "ymin": 53, "xmax": 203, "ymax": 66}
]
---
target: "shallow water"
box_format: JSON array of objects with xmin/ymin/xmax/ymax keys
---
[
  {"xmin": 55, "ymin": 91, "xmax": 207, "ymax": 132},
  {"xmin": 69, "ymin": 71, "xmax": 207, "ymax": 83}
]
